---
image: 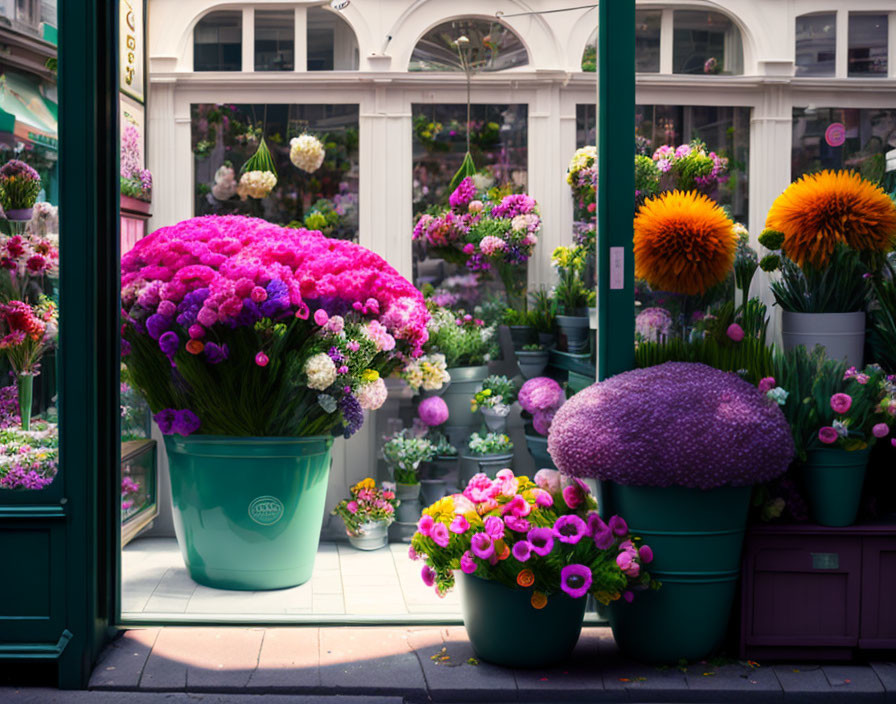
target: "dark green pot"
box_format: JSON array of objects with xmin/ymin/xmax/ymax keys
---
[
  {"xmin": 803, "ymin": 447, "xmax": 870, "ymax": 527},
  {"xmin": 165, "ymin": 434, "xmax": 333, "ymax": 591},
  {"xmin": 458, "ymin": 573, "xmax": 586, "ymax": 667},
  {"xmin": 524, "ymin": 434, "xmax": 556, "ymax": 470},
  {"xmin": 603, "ymin": 482, "xmax": 751, "ymax": 663}
]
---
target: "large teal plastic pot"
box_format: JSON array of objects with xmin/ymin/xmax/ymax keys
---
[
  {"xmin": 164, "ymin": 434, "xmax": 333, "ymax": 591},
  {"xmin": 603, "ymin": 483, "xmax": 752, "ymax": 663},
  {"xmin": 458, "ymin": 573, "xmax": 586, "ymax": 667},
  {"xmin": 803, "ymin": 447, "xmax": 870, "ymax": 527}
]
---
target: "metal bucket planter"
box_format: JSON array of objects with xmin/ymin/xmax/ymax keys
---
[
  {"xmin": 442, "ymin": 365, "xmax": 490, "ymax": 432},
  {"xmin": 460, "ymin": 452, "xmax": 514, "ymax": 484},
  {"xmin": 781, "ymin": 311, "xmax": 866, "ymax": 367},
  {"xmin": 458, "ymin": 573, "xmax": 586, "ymax": 667},
  {"xmin": 803, "ymin": 447, "xmax": 870, "ymax": 527},
  {"xmin": 515, "ymin": 349, "xmax": 549, "ymax": 379},
  {"xmin": 525, "ymin": 434, "xmax": 556, "ymax": 470},
  {"xmin": 395, "ymin": 481, "xmax": 422, "ymax": 523},
  {"xmin": 603, "ymin": 482, "xmax": 752, "ymax": 663},
  {"xmin": 164, "ymin": 434, "xmax": 333, "ymax": 591},
  {"xmin": 556, "ymin": 315, "xmax": 590, "ymax": 353},
  {"xmin": 347, "ymin": 521, "xmax": 389, "ymax": 551},
  {"xmin": 480, "ymin": 407, "xmax": 509, "ymax": 434}
]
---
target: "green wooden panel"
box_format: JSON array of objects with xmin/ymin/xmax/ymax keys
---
[{"xmin": 596, "ymin": 0, "xmax": 635, "ymax": 380}]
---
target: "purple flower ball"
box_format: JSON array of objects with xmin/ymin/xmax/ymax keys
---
[
  {"xmin": 547, "ymin": 362, "xmax": 794, "ymax": 489},
  {"xmin": 519, "ymin": 377, "xmax": 564, "ymax": 414},
  {"xmin": 418, "ymin": 396, "xmax": 449, "ymax": 427}
]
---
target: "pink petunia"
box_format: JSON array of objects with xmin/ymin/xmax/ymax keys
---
[
  {"xmin": 818, "ymin": 426, "xmax": 839, "ymax": 444},
  {"xmin": 449, "ymin": 515, "xmax": 470, "ymax": 534},
  {"xmin": 830, "ymin": 393, "xmax": 852, "ymax": 414}
]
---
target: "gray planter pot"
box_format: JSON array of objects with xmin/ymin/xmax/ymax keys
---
[
  {"xmin": 480, "ymin": 407, "xmax": 509, "ymax": 434},
  {"xmin": 525, "ymin": 433, "xmax": 557, "ymax": 471},
  {"xmin": 347, "ymin": 521, "xmax": 389, "ymax": 551},
  {"xmin": 420, "ymin": 478, "xmax": 449, "ymax": 506},
  {"xmin": 508, "ymin": 324, "xmax": 536, "ymax": 350},
  {"xmin": 557, "ymin": 315, "xmax": 591, "ymax": 353},
  {"xmin": 395, "ymin": 482, "xmax": 421, "ymax": 523},
  {"xmin": 389, "ymin": 521, "xmax": 417, "ymax": 543},
  {"xmin": 515, "ymin": 349, "xmax": 549, "ymax": 379},
  {"xmin": 460, "ymin": 452, "xmax": 514, "ymax": 484},
  {"xmin": 538, "ymin": 332, "xmax": 556, "ymax": 348},
  {"xmin": 442, "ymin": 365, "xmax": 490, "ymax": 430},
  {"xmin": 781, "ymin": 311, "xmax": 866, "ymax": 368}
]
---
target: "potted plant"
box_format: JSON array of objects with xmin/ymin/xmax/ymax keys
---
[
  {"xmin": 530, "ymin": 287, "xmax": 557, "ymax": 348},
  {"xmin": 774, "ymin": 346, "xmax": 895, "ymax": 526},
  {"xmin": 501, "ymin": 307, "xmax": 535, "ymax": 350},
  {"xmin": 121, "ymin": 215, "xmax": 429, "ymax": 590},
  {"xmin": 0, "ymin": 160, "xmax": 42, "ymax": 223},
  {"xmin": 382, "ymin": 430, "xmax": 436, "ymax": 524},
  {"xmin": 515, "ymin": 343, "xmax": 549, "ymax": 379},
  {"xmin": 409, "ymin": 468, "xmax": 655, "ymax": 667},
  {"xmin": 760, "ymin": 170, "xmax": 896, "ymax": 367},
  {"xmin": 416, "ymin": 396, "xmax": 455, "ymax": 504},
  {"xmin": 518, "ymin": 376, "xmax": 566, "ymax": 470},
  {"xmin": 551, "ymin": 245, "xmax": 592, "ymax": 353},
  {"xmin": 471, "ymin": 374, "xmax": 517, "ymax": 434},
  {"xmin": 332, "ymin": 478, "xmax": 398, "ymax": 551},
  {"xmin": 0, "ymin": 416, "xmax": 58, "ymax": 490},
  {"xmin": 548, "ymin": 362, "xmax": 794, "ymax": 663},
  {"xmin": 426, "ymin": 307, "xmax": 498, "ymax": 439},
  {"xmin": 400, "ymin": 351, "xmax": 450, "ymax": 396},
  {"xmin": 868, "ymin": 253, "xmax": 896, "ymax": 373},
  {"xmin": 460, "ymin": 431, "xmax": 514, "ymax": 483}
]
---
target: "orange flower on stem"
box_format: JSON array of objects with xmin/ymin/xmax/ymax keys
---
[
  {"xmin": 765, "ymin": 170, "xmax": 896, "ymax": 269},
  {"xmin": 516, "ymin": 569, "xmax": 535, "ymax": 587},
  {"xmin": 530, "ymin": 591, "xmax": 547, "ymax": 609},
  {"xmin": 633, "ymin": 190, "xmax": 737, "ymax": 296}
]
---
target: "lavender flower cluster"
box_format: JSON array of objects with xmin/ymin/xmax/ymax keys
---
[{"xmin": 547, "ymin": 362, "xmax": 794, "ymax": 489}]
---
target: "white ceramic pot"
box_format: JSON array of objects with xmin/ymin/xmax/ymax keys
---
[
  {"xmin": 480, "ymin": 407, "xmax": 509, "ymax": 434},
  {"xmin": 781, "ymin": 311, "xmax": 866, "ymax": 368}
]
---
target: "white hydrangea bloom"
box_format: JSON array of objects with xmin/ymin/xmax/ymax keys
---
[
  {"xmin": 304, "ymin": 352, "xmax": 337, "ymax": 390},
  {"xmin": 212, "ymin": 164, "xmax": 238, "ymax": 201},
  {"xmin": 237, "ymin": 170, "xmax": 277, "ymax": 200},
  {"xmin": 289, "ymin": 134, "xmax": 326, "ymax": 173}
]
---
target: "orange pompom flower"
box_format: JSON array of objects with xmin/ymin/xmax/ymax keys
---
[
  {"xmin": 516, "ymin": 569, "xmax": 535, "ymax": 587},
  {"xmin": 633, "ymin": 190, "xmax": 737, "ymax": 296},
  {"xmin": 765, "ymin": 170, "xmax": 896, "ymax": 269},
  {"xmin": 186, "ymin": 339, "xmax": 205, "ymax": 355},
  {"xmin": 530, "ymin": 591, "xmax": 547, "ymax": 609}
]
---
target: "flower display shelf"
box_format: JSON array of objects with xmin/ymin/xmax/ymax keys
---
[
  {"xmin": 546, "ymin": 349, "xmax": 595, "ymax": 392},
  {"xmin": 739, "ymin": 520, "xmax": 896, "ymax": 661},
  {"xmin": 120, "ymin": 439, "xmax": 158, "ymax": 547}
]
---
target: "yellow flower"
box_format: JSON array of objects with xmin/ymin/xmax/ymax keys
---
[
  {"xmin": 633, "ymin": 190, "xmax": 737, "ymax": 296},
  {"xmin": 353, "ymin": 477, "xmax": 376, "ymax": 492},
  {"xmin": 765, "ymin": 169, "xmax": 896, "ymax": 268},
  {"xmin": 482, "ymin": 389, "xmax": 492, "ymax": 397},
  {"xmin": 362, "ymin": 369, "xmax": 380, "ymax": 382}
]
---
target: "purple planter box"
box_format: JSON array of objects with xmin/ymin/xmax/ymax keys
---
[{"xmin": 739, "ymin": 521, "xmax": 896, "ymax": 661}]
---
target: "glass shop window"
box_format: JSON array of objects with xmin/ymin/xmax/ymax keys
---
[
  {"xmin": 193, "ymin": 10, "xmax": 242, "ymax": 72},
  {"xmin": 192, "ymin": 103, "xmax": 359, "ymax": 239},
  {"xmin": 792, "ymin": 107, "xmax": 896, "ymax": 184},
  {"xmin": 848, "ymin": 14, "xmax": 888, "ymax": 77},
  {"xmin": 795, "ymin": 13, "xmax": 836, "ymax": 77},
  {"xmin": 673, "ymin": 10, "xmax": 743, "ymax": 75},
  {"xmin": 255, "ymin": 10, "xmax": 294, "ymax": 72},
  {"xmin": 583, "ymin": 10, "xmax": 659, "ymax": 73},
  {"xmin": 410, "ymin": 18, "xmax": 528, "ymax": 72},
  {"xmin": 307, "ymin": 6, "xmax": 359, "ymax": 71}
]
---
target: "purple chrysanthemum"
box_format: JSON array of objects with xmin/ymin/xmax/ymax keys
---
[
  {"xmin": 519, "ymin": 377, "xmax": 564, "ymax": 414},
  {"xmin": 553, "ymin": 514, "xmax": 588, "ymax": 544},
  {"xmin": 527, "ymin": 527, "xmax": 554, "ymax": 556},
  {"xmin": 547, "ymin": 362, "xmax": 794, "ymax": 489},
  {"xmin": 560, "ymin": 564, "xmax": 593, "ymax": 598}
]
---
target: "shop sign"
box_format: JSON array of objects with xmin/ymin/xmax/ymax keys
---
[
  {"xmin": 825, "ymin": 122, "xmax": 846, "ymax": 148},
  {"xmin": 120, "ymin": 0, "xmax": 144, "ymax": 103}
]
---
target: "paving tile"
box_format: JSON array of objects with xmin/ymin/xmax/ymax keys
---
[
  {"xmin": 3, "ymin": 690, "xmax": 405, "ymax": 703},
  {"xmin": 823, "ymin": 665, "xmax": 885, "ymax": 699},
  {"xmin": 143, "ymin": 568, "xmax": 198, "ymax": 614},
  {"xmin": 311, "ymin": 594, "xmax": 346, "ymax": 614},
  {"xmin": 409, "ymin": 626, "xmax": 517, "ymax": 702},
  {"xmin": 684, "ymin": 662, "xmax": 783, "ymax": 702},
  {"xmin": 513, "ymin": 628, "xmax": 608, "ymax": 701},
  {"xmin": 183, "ymin": 628, "xmax": 265, "ymax": 690},
  {"xmin": 319, "ymin": 627, "xmax": 426, "ymax": 696},
  {"xmin": 871, "ymin": 663, "xmax": 896, "ymax": 703},
  {"xmin": 139, "ymin": 627, "xmax": 199, "ymax": 689},
  {"xmin": 89, "ymin": 628, "xmax": 160, "ymax": 690},
  {"xmin": 246, "ymin": 628, "xmax": 321, "ymax": 690},
  {"xmin": 773, "ymin": 664, "xmax": 853, "ymax": 702}
]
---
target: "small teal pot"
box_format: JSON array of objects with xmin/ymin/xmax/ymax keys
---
[
  {"xmin": 164, "ymin": 434, "xmax": 333, "ymax": 591},
  {"xmin": 524, "ymin": 433, "xmax": 556, "ymax": 470},
  {"xmin": 458, "ymin": 573, "xmax": 586, "ymax": 668},
  {"xmin": 803, "ymin": 447, "xmax": 871, "ymax": 527}
]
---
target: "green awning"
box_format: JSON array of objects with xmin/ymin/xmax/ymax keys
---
[{"xmin": 0, "ymin": 72, "xmax": 58, "ymax": 149}]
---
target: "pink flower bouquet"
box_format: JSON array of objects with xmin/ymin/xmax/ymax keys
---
[
  {"xmin": 121, "ymin": 215, "xmax": 429, "ymax": 438},
  {"xmin": 332, "ymin": 477, "xmax": 397, "ymax": 537},
  {"xmin": 409, "ymin": 468, "xmax": 655, "ymax": 607}
]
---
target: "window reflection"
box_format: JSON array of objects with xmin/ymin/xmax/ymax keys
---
[
  {"xmin": 194, "ymin": 11, "xmax": 242, "ymax": 72},
  {"xmin": 307, "ymin": 7, "xmax": 358, "ymax": 71},
  {"xmin": 795, "ymin": 13, "xmax": 836, "ymax": 77},
  {"xmin": 848, "ymin": 14, "xmax": 888, "ymax": 77},
  {"xmin": 255, "ymin": 10, "xmax": 294, "ymax": 72},
  {"xmin": 410, "ymin": 18, "xmax": 528, "ymax": 72},
  {"xmin": 673, "ymin": 10, "xmax": 743, "ymax": 75}
]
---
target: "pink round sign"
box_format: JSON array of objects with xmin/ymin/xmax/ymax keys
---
[{"xmin": 825, "ymin": 122, "xmax": 846, "ymax": 148}]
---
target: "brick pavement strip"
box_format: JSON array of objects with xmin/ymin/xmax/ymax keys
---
[{"xmin": 82, "ymin": 626, "xmax": 896, "ymax": 702}]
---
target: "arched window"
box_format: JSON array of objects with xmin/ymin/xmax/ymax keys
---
[
  {"xmin": 582, "ymin": 10, "xmax": 662, "ymax": 73},
  {"xmin": 673, "ymin": 10, "xmax": 743, "ymax": 75},
  {"xmin": 409, "ymin": 18, "xmax": 528, "ymax": 72},
  {"xmin": 307, "ymin": 6, "xmax": 359, "ymax": 71},
  {"xmin": 193, "ymin": 10, "xmax": 242, "ymax": 72}
]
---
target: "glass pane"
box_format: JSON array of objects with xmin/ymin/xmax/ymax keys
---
[
  {"xmin": 307, "ymin": 6, "xmax": 358, "ymax": 71},
  {"xmin": 410, "ymin": 19, "xmax": 528, "ymax": 72},
  {"xmin": 194, "ymin": 10, "xmax": 242, "ymax": 72},
  {"xmin": 0, "ymin": 0, "xmax": 59, "ymax": 491},
  {"xmin": 795, "ymin": 13, "xmax": 836, "ymax": 77},
  {"xmin": 849, "ymin": 14, "xmax": 888, "ymax": 77},
  {"xmin": 192, "ymin": 103, "xmax": 359, "ymax": 238},
  {"xmin": 673, "ymin": 10, "xmax": 743, "ymax": 75},
  {"xmin": 411, "ymin": 103, "xmax": 528, "ymax": 302},
  {"xmin": 255, "ymin": 10, "xmax": 294, "ymax": 72},
  {"xmin": 792, "ymin": 107, "xmax": 896, "ymax": 184},
  {"xmin": 635, "ymin": 10, "xmax": 661, "ymax": 73}
]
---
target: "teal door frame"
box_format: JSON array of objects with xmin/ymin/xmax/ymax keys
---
[
  {"xmin": 597, "ymin": 0, "xmax": 635, "ymax": 380},
  {"xmin": 0, "ymin": 0, "xmax": 121, "ymax": 688}
]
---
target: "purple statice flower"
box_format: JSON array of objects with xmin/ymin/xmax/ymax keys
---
[
  {"xmin": 327, "ymin": 346, "xmax": 344, "ymax": 363},
  {"xmin": 339, "ymin": 394, "xmax": 364, "ymax": 438},
  {"xmin": 158, "ymin": 331, "xmax": 179, "ymax": 365},
  {"xmin": 139, "ymin": 169, "xmax": 153, "ymax": 192},
  {"xmin": 418, "ymin": 396, "xmax": 449, "ymax": 427},
  {"xmin": 0, "ymin": 384, "xmax": 20, "ymax": 428},
  {"xmin": 172, "ymin": 409, "xmax": 201, "ymax": 436},
  {"xmin": 560, "ymin": 564, "xmax": 593, "ymax": 599},
  {"xmin": 153, "ymin": 409, "xmax": 176, "ymax": 434},
  {"xmin": 526, "ymin": 527, "xmax": 554, "ymax": 556},
  {"xmin": 261, "ymin": 279, "xmax": 290, "ymax": 318},
  {"xmin": 145, "ymin": 313, "xmax": 171, "ymax": 340},
  {"xmin": 547, "ymin": 362, "xmax": 795, "ymax": 489},
  {"xmin": 518, "ymin": 377, "xmax": 564, "ymax": 414},
  {"xmin": 449, "ymin": 177, "xmax": 476, "ymax": 211},
  {"xmin": 553, "ymin": 514, "xmax": 588, "ymax": 544},
  {"xmin": 203, "ymin": 342, "xmax": 228, "ymax": 364}
]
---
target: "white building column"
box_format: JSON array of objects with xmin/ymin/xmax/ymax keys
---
[
  {"xmin": 294, "ymin": 6, "xmax": 308, "ymax": 73},
  {"xmin": 242, "ymin": 7, "xmax": 254, "ymax": 72},
  {"xmin": 147, "ymin": 77, "xmax": 176, "ymax": 233}
]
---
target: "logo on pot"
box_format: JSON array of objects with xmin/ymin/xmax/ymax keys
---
[{"xmin": 248, "ymin": 496, "xmax": 284, "ymax": 525}]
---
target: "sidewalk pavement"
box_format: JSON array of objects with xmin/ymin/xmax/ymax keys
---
[{"xmin": 27, "ymin": 626, "xmax": 896, "ymax": 703}]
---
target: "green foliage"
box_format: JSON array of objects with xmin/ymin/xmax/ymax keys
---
[
  {"xmin": 868, "ymin": 259, "xmax": 896, "ymax": 373},
  {"xmin": 472, "ymin": 375, "xmax": 517, "ymax": 410},
  {"xmin": 734, "ymin": 235, "xmax": 759, "ymax": 296},
  {"xmin": 467, "ymin": 431, "xmax": 513, "ymax": 455},
  {"xmin": 449, "ymin": 151, "xmax": 477, "ymax": 192},
  {"xmin": 426, "ymin": 308, "xmax": 498, "ymax": 368},
  {"xmin": 383, "ymin": 432, "xmax": 435, "ymax": 484},
  {"xmin": 529, "ymin": 288, "xmax": 556, "ymax": 334},
  {"xmin": 769, "ymin": 246, "xmax": 869, "ymax": 313},
  {"xmin": 501, "ymin": 307, "xmax": 531, "ymax": 326},
  {"xmin": 758, "ymin": 228, "xmax": 784, "ymax": 249},
  {"xmin": 634, "ymin": 155, "xmax": 660, "ymax": 204},
  {"xmin": 239, "ymin": 136, "xmax": 277, "ymax": 178}
]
